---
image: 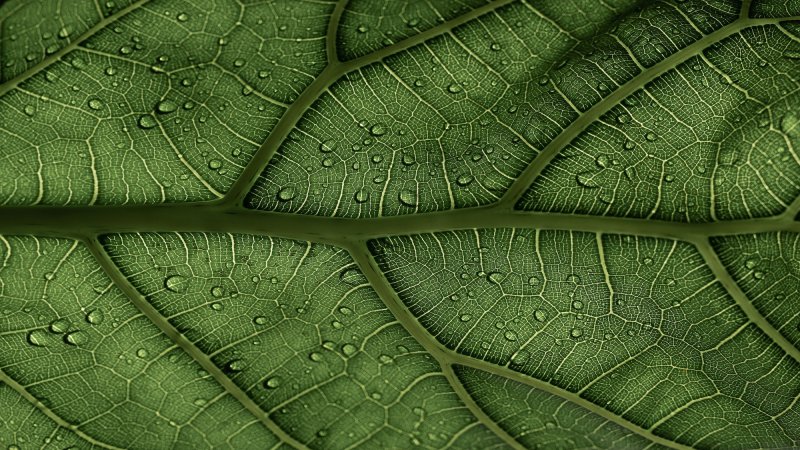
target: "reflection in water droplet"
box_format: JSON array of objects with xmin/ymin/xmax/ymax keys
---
[
  {"xmin": 265, "ymin": 376, "xmax": 281, "ymax": 389},
  {"xmin": 533, "ymin": 309, "xmax": 547, "ymax": 322},
  {"xmin": 138, "ymin": 114, "xmax": 157, "ymax": 129},
  {"xmin": 26, "ymin": 329, "xmax": 51, "ymax": 347},
  {"xmin": 398, "ymin": 189, "xmax": 417, "ymax": 207},
  {"xmin": 276, "ymin": 187, "xmax": 296, "ymax": 201},
  {"xmin": 85, "ymin": 309, "xmax": 104, "ymax": 325},
  {"xmin": 64, "ymin": 330, "xmax": 88, "ymax": 346},
  {"xmin": 49, "ymin": 318, "xmax": 70, "ymax": 333},
  {"xmin": 156, "ymin": 100, "xmax": 178, "ymax": 113},
  {"xmin": 164, "ymin": 275, "xmax": 187, "ymax": 292}
]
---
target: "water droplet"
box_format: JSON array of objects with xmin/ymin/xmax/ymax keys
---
[
  {"xmin": 595, "ymin": 155, "xmax": 609, "ymax": 168},
  {"xmin": 490, "ymin": 42, "xmax": 501, "ymax": 51},
  {"xmin": 309, "ymin": 352, "xmax": 323, "ymax": 362},
  {"xmin": 26, "ymin": 329, "xmax": 51, "ymax": 347},
  {"xmin": 459, "ymin": 313, "xmax": 472, "ymax": 322},
  {"xmin": 85, "ymin": 309, "xmax": 104, "ymax": 325},
  {"xmin": 780, "ymin": 112, "xmax": 799, "ymax": 136},
  {"xmin": 456, "ymin": 174, "xmax": 473, "ymax": 186},
  {"xmin": 276, "ymin": 187, "xmax": 296, "ymax": 201},
  {"xmin": 378, "ymin": 354, "xmax": 393, "ymax": 364},
  {"xmin": 43, "ymin": 271, "xmax": 55, "ymax": 281},
  {"xmin": 528, "ymin": 276, "xmax": 539, "ymax": 285},
  {"xmin": 353, "ymin": 189, "xmax": 369, "ymax": 203},
  {"xmin": 570, "ymin": 328, "xmax": 583, "ymax": 338},
  {"xmin": 120, "ymin": 45, "xmax": 133, "ymax": 54},
  {"xmin": 193, "ymin": 398, "xmax": 207, "ymax": 407},
  {"xmin": 572, "ymin": 300, "xmax": 583, "ymax": 310},
  {"xmin": 369, "ymin": 123, "xmax": 387, "ymax": 136},
  {"xmin": 210, "ymin": 285, "xmax": 224, "ymax": 298},
  {"xmin": 510, "ymin": 349, "xmax": 530, "ymax": 365},
  {"xmin": 64, "ymin": 330, "xmax": 88, "ymax": 346},
  {"xmin": 407, "ymin": 18, "xmax": 420, "ymax": 27},
  {"xmin": 225, "ymin": 359, "xmax": 247, "ymax": 372},
  {"xmin": 70, "ymin": 57, "xmax": 86, "ymax": 70},
  {"xmin": 138, "ymin": 114, "xmax": 157, "ymax": 129},
  {"xmin": 398, "ymin": 189, "xmax": 417, "ymax": 207},
  {"xmin": 447, "ymin": 83, "xmax": 462, "ymax": 93},
  {"xmin": 210, "ymin": 302, "xmax": 224, "ymax": 311},
  {"xmin": 253, "ymin": 316, "xmax": 268, "ymax": 325},
  {"xmin": 533, "ymin": 309, "xmax": 547, "ymax": 322},
  {"xmin": 623, "ymin": 140, "xmax": 635, "ymax": 151},
  {"xmin": 341, "ymin": 343, "xmax": 357, "ymax": 356},
  {"xmin": 136, "ymin": 348, "xmax": 148, "ymax": 358},
  {"xmin": 340, "ymin": 268, "xmax": 366, "ymax": 286},
  {"xmin": 23, "ymin": 105, "xmax": 36, "ymax": 116},
  {"xmin": 745, "ymin": 259, "xmax": 758, "ymax": 269},
  {"xmin": 49, "ymin": 318, "xmax": 70, "ymax": 333},
  {"xmin": 645, "ymin": 132, "xmax": 657, "ymax": 141},
  {"xmin": 87, "ymin": 98, "xmax": 103, "ymax": 110},
  {"xmin": 156, "ymin": 99, "xmax": 178, "ymax": 113},
  {"xmin": 319, "ymin": 139, "xmax": 336, "ymax": 153},
  {"xmin": 163, "ymin": 275, "xmax": 187, "ymax": 293},
  {"xmin": 177, "ymin": 12, "xmax": 188, "ymax": 22},
  {"xmin": 504, "ymin": 330, "xmax": 517, "ymax": 341},
  {"xmin": 357, "ymin": 25, "xmax": 369, "ymax": 33},
  {"xmin": 576, "ymin": 171, "xmax": 598, "ymax": 188},
  {"xmin": 233, "ymin": 58, "xmax": 246, "ymax": 67},
  {"xmin": 264, "ymin": 376, "xmax": 281, "ymax": 388},
  {"xmin": 208, "ymin": 159, "xmax": 222, "ymax": 170},
  {"xmin": 487, "ymin": 272, "xmax": 503, "ymax": 284}
]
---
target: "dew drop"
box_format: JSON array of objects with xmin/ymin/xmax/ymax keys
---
[
  {"xmin": 487, "ymin": 272, "xmax": 504, "ymax": 284},
  {"xmin": 253, "ymin": 316, "xmax": 268, "ymax": 325},
  {"xmin": 744, "ymin": 259, "xmax": 758, "ymax": 269},
  {"xmin": 264, "ymin": 376, "xmax": 281, "ymax": 389},
  {"xmin": 24, "ymin": 105, "xmax": 36, "ymax": 116},
  {"xmin": 576, "ymin": 171, "xmax": 598, "ymax": 188},
  {"xmin": 276, "ymin": 187, "xmax": 296, "ymax": 201},
  {"xmin": 26, "ymin": 329, "xmax": 51, "ymax": 347},
  {"xmin": 459, "ymin": 313, "xmax": 472, "ymax": 322},
  {"xmin": 340, "ymin": 267, "xmax": 366, "ymax": 286},
  {"xmin": 369, "ymin": 123, "xmax": 387, "ymax": 136},
  {"xmin": 357, "ymin": 25, "xmax": 369, "ymax": 33},
  {"xmin": 572, "ymin": 300, "xmax": 583, "ymax": 310},
  {"xmin": 533, "ymin": 309, "xmax": 547, "ymax": 322},
  {"xmin": 225, "ymin": 359, "xmax": 247, "ymax": 372},
  {"xmin": 208, "ymin": 159, "xmax": 222, "ymax": 170},
  {"xmin": 164, "ymin": 274, "xmax": 187, "ymax": 292},
  {"xmin": 49, "ymin": 318, "xmax": 70, "ymax": 333},
  {"xmin": 156, "ymin": 99, "xmax": 178, "ymax": 113},
  {"xmin": 645, "ymin": 132, "xmax": 657, "ymax": 141},
  {"xmin": 570, "ymin": 328, "xmax": 583, "ymax": 338},
  {"xmin": 87, "ymin": 98, "xmax": 104, "ymax": 110},
  {"xmin": 510, "ymin": 349, "xmax": 530, "ymax": 365},
  {"xmin": 63, "ymin": 330, "xmax": 88, "ymax": 346},
  {"xmin": 456, "ymin": 174, "xmax": 474, "ymax": 186},
  {"xmin": 447, "ymin": 83, "xmax": 462, "ymax": 93},
  {"xmin": 504, "ymin": 330, "xmax": 517, "ymax": 341},
  {"xmin": 353, "ymin": 189, "xmax": 370, "ymax": 203},
  {"xmin": 341, "ymin": 343, "xmax": 357, "ymax": 356},
  {"xmin": 137, "ymin": 114, "xmax": 157, "ymax": 129},
  {"xmin": 319, "ymin": 139, "xmax": 336, "ymax": 153},
  {"xmin": 309, "ymin": 352, "xmax": 323, "ymax": 362},
  {"xmin": 210, "ymin": 286, "xmax": 224, "ymax": 297},
  {"xmin": 528, "ymin": 276, "xmax": 539, "ymax": 285},
  {"xmin": 398, "ymin": 189, "xmax": 417, "ymax": 207},
  {"xmin": 177, "ymin": 12, "xmax": 188, "ymax": 22},
  {"xmin": 136, "ymin": 348, "xmax": 149, "ymax": 358},
  {"xmin": 85, "ymin": 309, "xmax": 104, "ymax": 325},
  {"xmin": 490, "ymin": 42, "xmax": 501, "ymax": 51}
]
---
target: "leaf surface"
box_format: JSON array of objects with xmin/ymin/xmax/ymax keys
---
[{"xmin": 0, "ymin": 0, "xmax": 799, "ymax": 449}]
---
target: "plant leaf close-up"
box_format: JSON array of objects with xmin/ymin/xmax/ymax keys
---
[{"xmin": 0, "ymin": 0, "xmax": 799, "ymax": 449}]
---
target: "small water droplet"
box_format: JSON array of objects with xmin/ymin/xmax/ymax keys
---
[
  {"xmin": 510, "ymin": 349, "xmax": 530, "ymax": 365},
  {"xmin": 487, "ymin": 272, "xmax": 503, "ymax": 284},
  {"xmin": 357, "ymin": 25, "xmax": 369, "ymax": 33},
  {"xmin": 253, "ymin": 316, "xmax": 268, "ymax": 325},
  {"xmin": 533, "ymin": 309, "xmax": 547, "ymax": 322},
  {"xmin": 576, "ymin": 171, "xmax": 598, "ymax": 188},
  {"xmin": 459, "ymin": 314, "xmax": 472, "ymax": 322},
  {"xmin": 340, "ymin": 267, "xmax": 366, "ymax": 286},
  {"xmin": 309, "ymin": 352, "xmax": 323, "ymax": 362},
  {"xmin": 504, "ymin": 330, "xmax": 517, "ymax": 341},
  {"xmin": 264, "ymin": 376, "xmax": 281, "ymax": 388},
  {"xmin": 570, "ymin": 328, "xmax": 583, "ymax": 338},
  {"xmin": 447, "ymin": 83, "xmax": 462, "ymax": 93},
  {"xmin": 645, "ymin": 132, "xmax": 657, "ymax": 141},
  {"xmin": 369, "ymin": 123, "xmax": 387, "ymax": 136},
  {"xmin": 276, "ymin": 187, "xmax": 296, "ymax": 201},
  {"xmin": 341, "ymin": 343, "xmax": 357, "ymax": 356},
  {"xmin": 353, "ymin": 189, "xmax": 369, "ymax": 203},
  {"xmin": 490, "ymin": 42, "xmax": 501, "ymax": 51},
  {"xmin": 177, "ymin": 12, "xmax": 189, "ymax": 22},
  {"xmin": 225, "ymin": 359, "xmax": 247, "ymax": 372},
  {"xmin": 136, "ymin": 348, "xmax": 148, "ymax": 358},
  {"xmin": 745, "ymin": 259, "xmax": 758, "ymax": 269},
  {"xmin": 87, "ymin": 98, "xmax": 103, "ymax": 110},
  {"xmin": 456, "ymin": 174, "xmax": 473, "ymax": 186}
]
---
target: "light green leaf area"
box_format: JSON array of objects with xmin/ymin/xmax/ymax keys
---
[
  {"xmin": 0, "ymin": 0, "xmax": 332, "ymax": 205},
  {"xmin": 370, "ymin": 230, "xmax": 800, "ymax": 449},
  {"xmin": 0, "ymin": 236, "xmax": 280, "ymax": 449},
  {"xmin": 454, "ymin": 365, "xmax": 666, "ymax": 449},
  {"xmin": 248, "ymin": 0, "xmax": 743, "ymax": 217},
  {"xmin": 1, "ymin": 1, "xmax": 800, "ymax": 449},
  {"xmin": 102, "ymin": 232, "xmax": 506, "ymax": 449},
  {"xmin": 712, "ymin": 232, "xmax": 800, "ymax": 348},
  {"xmin": 0, "ymin": 0, "xmax": 137, "ymax": 81},
  {"xmin": 519, "ymin": 25, "xmax": 800, "ymax": 222}
]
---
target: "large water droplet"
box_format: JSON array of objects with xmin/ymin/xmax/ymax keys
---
[
  {"xmin": 369, "ymin": 123, "xmax": 387, "ymax": 136},
  {"xmin": 49, "ymin": 318, "xmax": 70, "ymax": 333},
  {"xmin": 276, "ymin": 187, "xmax": 296, "ymax": 201},
  {"xmin": 64, "ymin": 330, "xmax": 88, "ymax": 346},
  {"xmin": 138, "ymin": 114, "xmax": 157, "ymax": 129},
  {"xmin": 398, "ymin": 189, "xmax": 417, "ymax": 207},
  {"xmin": 85, "ymin": 309, "xmax": 104, "ymax": 325},
  {"xmin": 164, "ymin": 275, "xmax": 187, "ymax": 293},
  {"xmin": 156, "ymin": 99, "xmax": 178, "ymax": 114},
  {"xmin": 26, "ymin": 329, "xmax": 51, "ymax": 347},
  {"xmin": 264, "ymin": 376, "xmax": 281, "ymax": 389}
]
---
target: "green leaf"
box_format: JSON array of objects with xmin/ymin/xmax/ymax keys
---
[{"xmin": 1, "ymin": 0, "xmax": 799, "ymax": 449}]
